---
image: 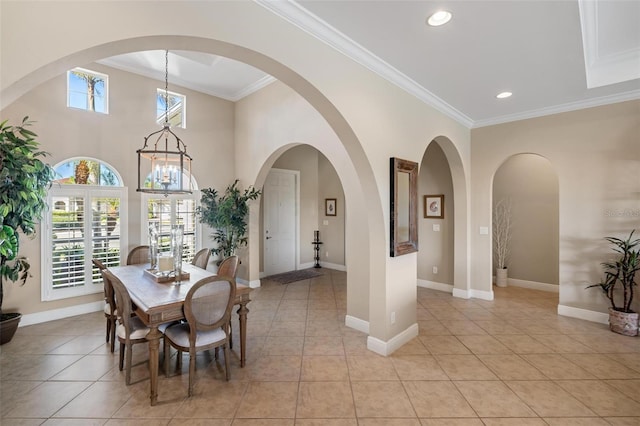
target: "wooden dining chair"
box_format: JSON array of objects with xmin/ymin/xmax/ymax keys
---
[
  {"xmin": 163, "ymin": 275, "xmax": 236, "ymax": 397},
  {"xmin": 191, "ymin": 248, "xmax": 211, "ymax": 270},
  {"xmin": 216, "ymin": 255, "xmax": 239, "ymax": 347},
  {"xmin": 93, "ymin": 258, "xmax": 116, "ymax": 351},
  {"xmin": 101, "ymin": 269, "xmax": 154, "ymax": 385},
  {"xmin": 126, "ymin": 245, "xmax": 150, "ymax": 265}
]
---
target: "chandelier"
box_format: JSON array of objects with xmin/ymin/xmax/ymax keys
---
[{"xmin": 137, "ymin": 50, "xmax": 192, "ymax": 196}]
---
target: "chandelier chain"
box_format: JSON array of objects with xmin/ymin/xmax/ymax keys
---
[{"xmin": 164, "ymin": 49, "xmax": 169, "ymax": 125}]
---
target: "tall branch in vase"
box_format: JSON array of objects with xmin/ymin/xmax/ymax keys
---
[{"xmin": 493, "ymin": 197, "xmax": 512, "ymax": 271}]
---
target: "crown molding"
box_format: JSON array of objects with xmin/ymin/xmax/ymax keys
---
[
  {"xmin": 472, "ymin": 89, "xmax": 640, "ymax": 128},
  {"xmin": 256, "ymin": 0, "xmax": 473, "ymax": 128},
  {"xmin": 230, "ymin": 75, "xmax": 277, "ymax": 101}
]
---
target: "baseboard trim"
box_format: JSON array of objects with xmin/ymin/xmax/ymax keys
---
[
  {"xmin": 20, "ymin": 301, "xmax": 104, "ymax": 327},
  {"xmin": 345, "ymin": 315, "xmax": 369, "ymax": 334},
  {"xmin": 319, "ymin": 261, "xmax": 346, "ymax": 271},
  {"xmin": 299, "ymin": 262, "xmax": 315, "ymax": 270},
  {"xmin": 367, "ymin": 323, "xmax": 419, "ymax": 356},
  {"xmin": 558, "ymin": 304, "xmax": 609, "ymax": 324},
  {"xmin": 508, "ymin": 278, "xmax": 559, "ymax": 293},
  {"xmin": 417, "ymin": 279, "xmax": 453, "ymax": 293},
  {"xmin": 248, "ymin": 279, "xmax": 261, "ymax": 288},
  {"xmin": 452, "ymin": 287, "xmax": 494, "ymax": 301}
]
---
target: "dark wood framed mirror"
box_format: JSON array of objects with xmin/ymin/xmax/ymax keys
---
[{"xmin": 390, "ymin": 157, "xmax": 418, "ymax": 256}]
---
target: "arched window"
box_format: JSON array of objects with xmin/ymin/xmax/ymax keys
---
[
  {"xmin": 42, "ymin": 158, "xmax": 127, "ymax": 301},
  {"xmin": 141, "ymin": 173, "xmax": 200, "ymax": 263}
]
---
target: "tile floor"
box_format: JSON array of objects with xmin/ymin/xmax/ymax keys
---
[{"xmin": 2, "ymin": 269, "xmax": 640, "ymax": 425}]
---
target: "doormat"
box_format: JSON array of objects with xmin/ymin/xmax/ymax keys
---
[{"xmin": 264, "ymin": 269, "xmax": 323, "ymax": 284}]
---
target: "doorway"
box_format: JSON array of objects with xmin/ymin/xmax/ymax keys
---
[{"xmin": 263, "ymin": 168, "xmax": 299, "ymax": 276}]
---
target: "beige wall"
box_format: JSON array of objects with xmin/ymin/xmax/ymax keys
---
[
  {"xmin": 418, "ymin": 142, "xmax": 455, "ymax": 285},
  {"xmin": 0, "ymin": 64, "xmax": 235, "ymax": 315},
  {"xmin": 471, "ymin": 100, "xmax": 640, "ymax": 313},
  {"xmin": 2, "ymin": 1, "xmax": 473, "ymax": 348},
  {"xmin": 318, "ymin": 153, "xmax": 346, "ymax": 267},
  {"xmin": 493, "ymin": 154, "xmax": 559, "ymax": 285}
]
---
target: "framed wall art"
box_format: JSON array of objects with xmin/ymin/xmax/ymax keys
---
[
  {"xmin": 424, "ymin": 194, "xmax": 444, "ymax": 219},
  {"xmin": 325, "ymin": 198, "xmax": 337, "ymax": 216}
]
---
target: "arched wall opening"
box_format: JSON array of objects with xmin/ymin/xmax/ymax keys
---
[
  {"xmin": 416, "ymin": 136, "xmax": 470, "ymax": 298},
  {"xmin": 1, "ymin": 37, "xmax": 379, "ymax": 332},
  {"xmin": 492, "ymin": 153, "xmax": 559, "ymax": 295}
]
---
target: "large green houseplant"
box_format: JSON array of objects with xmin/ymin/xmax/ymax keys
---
[
  {"xmin": 196, "ymin": 179, "xmax": 261, "ymax": 262},
  {"xmin": 587, "ymin": 230, "xmax": 640, "ymax": 336},
  {"xmin": 0, "ymin": 117, "xmax": 55, "ymax": 344}
]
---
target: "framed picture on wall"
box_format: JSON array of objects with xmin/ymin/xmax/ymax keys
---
[
  {"xmin": 424, "ymin": 194, "xmax": 444, "ymax": 219},
  {"xmin": 325, "ymin": 198, "xmax": 337, "ymax": 216}
]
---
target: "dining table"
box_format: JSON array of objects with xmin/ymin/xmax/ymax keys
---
[{"xmin": 108, "ymin": 262, "xmax": 251, "ymax": 406}]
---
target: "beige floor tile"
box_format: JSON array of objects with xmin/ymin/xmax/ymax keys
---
[
  {"xmin": 268, "ymin": 321, "xmax": 306, "ymax": 337},
  {"xmin": 0, "ymin": 354, "xmax": 82, "ymax": 381},
  {"xmin": 473, "ymin": 321, "xmax": 521, "ymax": 335},
  {"xmin": 403, "ymin": 381, "xmax": 476, "ymax": 418},
  {"xmin": 295, "ymin": 420, "xmax": 357, "ymax": 426},
  {"xmin": 43, "ymin": 419, "xmax": 108, "ymax": 425},
  {"xmin": 303, "ymin": 336, "xmax": 345, "ymax": 356},
  {"xmin": 494, "ymin": 335, "xmax": 553, "ymax": 354},
  {"xmin": 0, "ymin": 334, "xmax": 76, "ymax": 355},
  {"xmin": 0, "ymin": 380, "xmax": 42, "ymax": 417},
  {"xmin": 420, "ymin": 420, "xmax": 484, "ymax": 426},
  {"xmin": 274, "ymin": 308, "xmax": 308, "ymax": 322},
  {"xmin": 605, "ymin": 379, "xmax": 640, "ymax": 403},
  {"xmin": 351, "ymin": 381, "xmax": 415, "ymax": 418},
  {"xmin": 173, "ymin": 379, "xmax": 247, "ymax": 418},
  {"xmin": 529, "ymin": 334, "xmax": 594, "ymax": 353},
  {"xmin": 391, "ymin": 355, "xmax": 449, "ymax": 381},
  {"xmin": 50, "ymin": 354, "xmax": 117, "ymax": 381},
  {"xmin": 521, "ymin": 354, "xmax": 595, "ymax": 379},
  {"xmin": 562, "ymin": 353, "xmax": 640, "ymax": 379},
  {"xmin": 296, "ymin": 381, "xmax": 355, "ymax": 418},
  {"xmin": 442, "ymin": 321, "xmax": 488, "ymax": 336},
  {"xmin": 391, "ymin": 338, "xmax": 429, "ymax": 355},
  {"xmin": 434, "ymin": 355, "xmax": 498, "ymax": 380},
  {"xmin": 167, "ymin": 420, "xmax": 230, "ymax": 426},
  {"xmin": 505, "ymin": 380, "xmax": 596, "ymax": 417},
  {"xmin": 301, "ymin": 355, "xmax": 349, "ymax": 381},
  {"xmin": 603, "ymin": 417, "xmax": 640, "ymax": 425},
  {"xmin": 305, "ymin": 320, "xmax": 342, "ymax": 336},
  {"xmin": 235, "ymin": 382, "xmax": 298, "ymax": 419},
  {"xmin": 417, "ymin": 321, "xmax": 453, "ymax": 336},
  {"xmin": 0, "ymin": 420, "xmax": 48, "ymax": 426},
  {"xmin": 248, "ymin": 355, "xmax": 301, "ymax": 381},
  {"xmin": 3, "ymin": 381, "xmax": 92, "ymax": 418},
  {"xmin": 53, "ymin": 381, "xmax": 135, "ymax": 418},
  {"xmin": 358, "ymin": 419, "xmax": 421, "ymax": 425},
  {"xmin": 453, "ymin": 381, "xmax": 537, "ymax": 418},
  {"xmin": 106, "ymin": 420, "xmax": 171, "ymax": 426},
  {"xmin": 456, "ymin": 335, "xmax": 513, "ymax": 355},
  {"xmin": 347, "ymin": 355, "xmax": 399, "ymax": 381},
  {"xmin": 232, "ymin": 420, "xmax": 293, "ymax": 426},
  {"xmin": 261, "ymin": 336, "xmax": 304, "ymax": 356},
  {"xmin": 421, "ymin": 336, "xmax": 471, "ymax": 355},
  {"xmin": 479, "ymin": 420, "xmax": 547, "ymax": 426},
  {"xmin": 543, "ymin": 418, "xmax": 611, "ymax": 426},
  {"xmin": 47, "ymin": 335, "xmax": 107, "ymax": 355},
  {"xmin": 476, "ymin": 354, "xmax": 546, "ymax": 380},
  {"xmin": 556, "ymin": 379, "xmax": 640, "ymax": 417},
  {"xmin": 606, "ymin": 353, "xmax": 640, "ymax": 374}
]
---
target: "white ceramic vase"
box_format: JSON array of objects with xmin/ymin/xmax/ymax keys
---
[{"xmin": 496, "ymin": 268, "xmax": 508, "ymax": 287}]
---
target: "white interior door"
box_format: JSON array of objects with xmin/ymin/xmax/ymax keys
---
[{"xmin": 263, "ymin": 169, "xmax": 297, "ymax": 276}]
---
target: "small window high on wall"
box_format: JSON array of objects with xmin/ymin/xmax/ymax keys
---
[
  {"xmin": 42, "ymin": 158, "xmax": 126, "ymax": 301},
  {"xmin": 67, "ymin": 68, "xmax": 108, "ymax": 114},
  {"xmin": 157, "ymin": 89, "xmax": 186, "ymax": 128}
]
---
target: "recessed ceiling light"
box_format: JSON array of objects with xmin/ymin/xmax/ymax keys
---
[
  {"xmin": 427, "ymin": 10, "xmax": 452, "ymax": 27},
  {"xmin": 496, "ymin": 91, "xmax": 513, "ymax": 99}
]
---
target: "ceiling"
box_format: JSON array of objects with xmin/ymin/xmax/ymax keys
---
[{"xmin": 99, "ymin": 0, "xmax": 640, "ymax": 128}]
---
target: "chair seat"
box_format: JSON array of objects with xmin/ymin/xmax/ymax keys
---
[
  {"xmin": 164, "ymin": 323, "xmax": 226, "ymax": 349},
  {"xmin": 116, "ymin": 316, "xmax": 150, "ymax": 340},
  {"xmin": 104, "ymin": 304, "xmax": 117, "ymax": 316}
]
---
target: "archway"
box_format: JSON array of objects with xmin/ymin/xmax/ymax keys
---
[
  {"xmin": 1, "ymin": 36, "xmax": 383, "ymax": 338},
  {"xmin": 492, "ymin": 153, "xmax": 559, "ymax": 296}
]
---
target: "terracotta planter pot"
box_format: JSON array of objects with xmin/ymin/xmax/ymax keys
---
[
  {"xmin": 496, "ymin": 268, "xmax": 508, "ymax": 287},
  {"xmin": 608, "ymin": 308, "xmax": 639, "ymax": 337},
  {"xmin": 0, "ymin": 312, "xmax": 22, "ymax": 345}
]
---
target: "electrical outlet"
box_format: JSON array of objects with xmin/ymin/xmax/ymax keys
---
[
  {"xmin": 433, "ymin": 266, "xmax": 438, "ymax": 274},
  {"xmin": 391, "ymin": 311, "xmax": 396, "ymax": 324}
]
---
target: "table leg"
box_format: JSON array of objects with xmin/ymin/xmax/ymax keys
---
[
  {"xmin": 147, "ymin": 325, "xmax": 162, "ymax": 406},
  {"xmin": 237, "ymin": 301, "xmax": 249, "ymax": 367}
]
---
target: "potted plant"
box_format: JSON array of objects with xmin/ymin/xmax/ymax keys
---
[
  {"xmin": 0, "ymin": 117, "xmax": 55, "ymax": 344},
  {"xmin": 587, "ymin": 230, "xmax": 639, "ymax": 336},
  {"xmin": 196, "ymin": 179, "xmax": 261, "ymax": 264},
  {"xmin": 493, "ymin": 197, "xmax": 512, "ymax": 287}
]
